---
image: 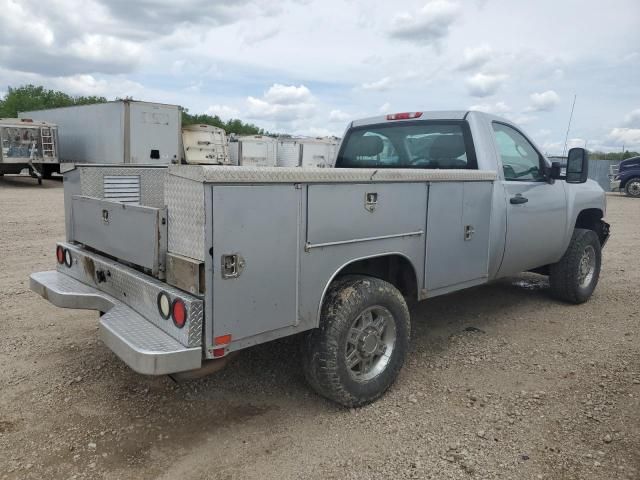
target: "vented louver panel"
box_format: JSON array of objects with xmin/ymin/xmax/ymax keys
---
[{"xmin": 103, "ymin": 175, "xmax": 141, "ymax": 204}]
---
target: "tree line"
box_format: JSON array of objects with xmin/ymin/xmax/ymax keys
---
[{"xmin": 0, "ymin": 85, "xmax": 265, "ymax": 135}]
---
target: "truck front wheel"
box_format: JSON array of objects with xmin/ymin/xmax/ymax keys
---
[
  {"xmin": 549, "ymin": 228, "xmax": 601, "ymax": 304},
  {"xmin": 302, "ymin": 276, "xmax": 410, "ymax": 407},
  {"xmin": 624, "ymin": 177, "xmax": 640, "ymax": 197}
]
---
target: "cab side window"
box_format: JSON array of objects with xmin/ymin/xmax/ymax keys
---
[{"xmin": 492, "ymin": 123, "xmax": 545, "ymax": 181}]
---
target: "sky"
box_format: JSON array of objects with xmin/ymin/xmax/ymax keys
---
[{"xmin": 0, "ymin": 0, "xmax": 639, "ymax": 154}]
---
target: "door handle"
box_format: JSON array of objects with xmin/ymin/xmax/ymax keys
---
[{"xmin": 510, "ymin": 194, "xmax": 528, "ymax": 205}]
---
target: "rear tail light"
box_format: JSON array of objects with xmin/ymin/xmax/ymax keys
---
[
  {"xmin": 56, "ymin": 246, "xmax": 65, "ymax": 264},
  {"xmin": 212, "ymin": 348, "xmax": 226, "ymax": 358},
  {"xmin": 63, "ymin": 249, "xmax": 72, "ymax": 267},
  {"xmin": 386, "ymin": 112, "xmax": 423, "ymax": 121},
  {"xmin": 172, "ymin": 299, "xmax": 187, "ymax": 328},
  {"xmin": 157, "ymin": 292, "xmax": 171, "ymax": 319}
]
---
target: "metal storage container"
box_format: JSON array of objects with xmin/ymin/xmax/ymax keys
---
[
  {"xmin": 276, "ymin": 138, "xmax": 301, "ymax": 167},
  {"xmin": 299, "ymin": 138, "xmax": 339, "ymax": 168},
  {"xmin": 19, "ymin": 100, "xmax": 182, "ymax": 165},
  {"xmin": 276, "ymin": 137, "xmax": 340, "ymax": 168},
  {"xmin": 182, "ymin": 124, "xmax": 229, "ymax": 165},
  {"xmin": 229, "ymin": 135, "xmax": 277, "ymax": 167}
]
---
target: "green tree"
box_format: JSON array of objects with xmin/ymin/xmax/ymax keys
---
[
  {"xmin": 182, "ymin": 109, "xmax": 268, "ymax": 136},
  {"xmin": 0, "ymin": 84, "xmax": 107, "ymax": 117},
  {"xmin": 589, "ymin": 150, "xmax": 640, "ymax": 161}
]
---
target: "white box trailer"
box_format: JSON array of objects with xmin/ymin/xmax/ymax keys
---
[
  {"xmin": 276, "ymin": 138, "xmax": 301, "ymax": 167},
  {"xmin": 19, "ymin": 100, "xmax": 182, "ymax": 165},
  {"xmin": 182, "ymin": 124, "xmax": 230, "ymax": 165},
  {"xmin": 276, "ymin": 137, "xmax": 340, "ymax": 168},
  {"xmin": 0, "ymin": 118, "xmax": 59, "ymax": 182},
  {"xmin": 300, "ymin": 137, "xmax": 339, "ymax": 168},
  {"xmin": 229, "ymin": 135, "xmax": 277, "ymax": 167}
]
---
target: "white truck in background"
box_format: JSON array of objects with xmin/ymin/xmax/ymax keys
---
[{"xmin": 0, "ymin": 117, "xmax": 59, "ymax": 183}]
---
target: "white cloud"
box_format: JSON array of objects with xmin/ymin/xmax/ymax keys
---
[
  {"xmin": 52, "ymin": 74, "xmax": 144, "ymax": 97},
  {"xmin": 329, "ymin": 109, "xmax": 351, "ymax": 122},
  {"xmin": 262, "ymin": 84, "xmax": 312, "ymax": 105},
  {"xmin": 206, "ymin": 104, "xmax": 240, "ymax": 120},
  {"xmin": 389, "ymin": 0, "xmax": 461, "ymax": 47},
  {"xmin": 458, "ymin": 45, "xmax": 492, "ymax": 70},
  {"xmin": 0, "ymin": 0, "xmax": 637, "ymax": 145},
  {"xmin": 542, "ymin": 138, "xmax": 586, "ymax": 155},
  {"xmin": 0, "ymin": 0, "xmax": 55, "ymax": 47},
  {"xmin": 506, "ymin": 113, "xmax": 537, "ymax": 126},
  {"xmin": 468, "ymin": 101, "xmax": 510, "ymax": 114},
  {"xmin": 465, "ymin": 72, "xmax": 507, "ymax": 97},
  {"xmin": 607, "ymin": 128, "xmax": 640, "ymax": 148},
  {"xmin": 379, "ymin": 102, "xmax": 391, "ymax": 114},
  {"xmin": 67, "ymin": 34, "xmax": 141, "ymax": 64},
  {"xmin": 242, "ymin": 26, "xmax": 280, "ymax": 45},
  {"xmin": 622, "ymin": 108, "xmax": 640, "ymax": 128},
  {"xmin": 246, "ymin": 83, "xmax": 315, "ymax": 122},
  {"xmin": 526, "ymin": 90, "xmax": 560, "ymax": 112},
  {"xmin": 361, "ymin": 77, "xmax": 392, "ymax": 91}
]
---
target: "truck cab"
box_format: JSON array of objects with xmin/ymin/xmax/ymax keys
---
[
  {"xmin": 610, "ymin": 155, "xmax": 640, "ymax": 197},
  {"xmin": 30, "ymin": 110, "xmax": 609, "ymax": 407},
  {"xmin": 336, "ymin": 110, "xmax": 608, "ymax": 279}
]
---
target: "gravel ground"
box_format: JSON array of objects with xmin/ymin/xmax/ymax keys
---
[{"xmin": 0, "ymin": 175, "xmax": 638, "ymax": 480}]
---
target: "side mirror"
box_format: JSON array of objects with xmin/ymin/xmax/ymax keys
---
[
  {"xmin": 566, "ymin": 147, "xmax": 589, "ymax": 183},
  {"xmin": 549, "ymin": 161, "xmax": 562, "ymax": 179}
]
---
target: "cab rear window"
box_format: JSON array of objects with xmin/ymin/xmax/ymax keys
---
[{"xmin": 335, "ymin": 121, "xmax": 477, "ymax": 169}]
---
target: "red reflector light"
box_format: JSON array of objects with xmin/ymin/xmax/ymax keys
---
[
  {"xmin": 214, "ymin": 334, "xmax": 232, "ymax": 346},
  {"xmin": 212, "ymin": 348, "xmax": 225, "ymax": 358},
  {"xmin": 56, "ymin": 246, "xmax": 65, "ymax": 264},
  {"xmin": 386, "ymin": 112, "xmax": 423, "ymax": 121},
  {"xmin": 171, "ymin": 299, "xmax": 187, "ymax": 328}
]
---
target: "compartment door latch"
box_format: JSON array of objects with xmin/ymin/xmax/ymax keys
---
[
  {"xmin": 464, "ymin": 225, "xmax": 475, "ymax": 241},
  {"xmin": 221, "ymin": 254, "xmax": 245, "ymax": 279},
  {"xmin": 365, "ymin": 192, "xmax": 378, "ymax": 212}
]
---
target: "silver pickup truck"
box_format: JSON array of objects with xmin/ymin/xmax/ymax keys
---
[{"xmin": 30, "ymin": 110, "xmax": 609, "ymax": 407}]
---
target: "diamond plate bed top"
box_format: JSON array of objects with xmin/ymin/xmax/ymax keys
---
[{"xmin": 168, "ymin": 165, "xmax": 497, "ymax": 183}]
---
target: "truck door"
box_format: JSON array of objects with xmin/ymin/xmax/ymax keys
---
[{"xmin": 492, "ymin": 122, "xmax": 567, "ymax": 276}]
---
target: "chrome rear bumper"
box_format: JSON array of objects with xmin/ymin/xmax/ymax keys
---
[{"xmin": 30, "ymin": 270, "xmax": 201, "ymax": 375}]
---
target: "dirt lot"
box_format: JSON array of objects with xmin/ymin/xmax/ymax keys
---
[{"xmin": 0, "ymin": 175, "xmax": 638, "ymax": 480}]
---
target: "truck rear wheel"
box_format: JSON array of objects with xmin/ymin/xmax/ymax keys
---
[
  {"xmin": 624, "ymin": 177, "xmax": 640, "ymax": 197},
  {"xmin": 302, "ymin": 276, "xmax": 410, "ymax": 407},
  {"xmin": 549, "ymin": 228, "xmax": 601, "ymax": 304}
]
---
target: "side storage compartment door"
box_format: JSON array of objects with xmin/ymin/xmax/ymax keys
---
[
  {"xmin": 211, "ymin": 185, "xmax": 300, "ymax": 342},
  {"xmin": 307, "ymin": 183, "xmax": 426, "ymax": 247},
  {"xmin": 425, "ymin": 182, "xmax": 493, "ymax": 294}
]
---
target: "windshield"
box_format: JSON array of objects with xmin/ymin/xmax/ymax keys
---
[{"xmin": 335, "ymin": 122, "xmax": 475, "ymax": 169}]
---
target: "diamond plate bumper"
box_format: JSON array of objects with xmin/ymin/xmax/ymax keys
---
[{"xmin": 30, "ymin": 270, "xmax": 202, "ymax": 375}]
